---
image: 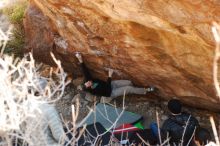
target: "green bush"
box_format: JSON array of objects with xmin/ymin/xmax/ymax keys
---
[
  {"xmin": 3, "ymin": 1, "xmax": 27, "ymax": 24},
  {"xmin": 2, "ymin": 1, "xmax": 27, "ymax": 57}
]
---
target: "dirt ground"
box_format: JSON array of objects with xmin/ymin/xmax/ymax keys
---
[{"xmin": 55, "ymin": 82, "xmax": 220, "ymax": 140}]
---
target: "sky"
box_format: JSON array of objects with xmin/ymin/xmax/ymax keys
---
[
  {"xmin": 0, "ymin": 1, "xmax": 6, "ymax": 9},
  {"xmin": 0, "ymin": 0, "xmax": 17, "ymax": 9}
]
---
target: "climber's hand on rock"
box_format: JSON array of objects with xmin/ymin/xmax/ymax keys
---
[
  {"xmin": 108, "ymin": 69, "xmax": 114, "ymax": 77},
  {"xmin": 75, "ymin": 52, "xmax": 83, "ymax": 63}
]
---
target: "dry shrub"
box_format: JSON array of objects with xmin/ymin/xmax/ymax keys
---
[{"xmin": 0, "ymin": 25, "xmax": 70, "ymax": 145}]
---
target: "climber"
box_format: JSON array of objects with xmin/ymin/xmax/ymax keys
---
[
  {"xmin": 75, "ymin": 52, "xmax": 156, "ymax": 102},
  {"xmin": 150, "ymin": 99, "xmax": 199, "ymax": 146}
]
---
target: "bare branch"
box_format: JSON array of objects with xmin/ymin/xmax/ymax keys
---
[
  {"xmin": 210, "ymin": 116, "xmax": 220, "ymax": 146},
  {"xmin": 212, "ymin": 22, "xmax": 220, "ymax": 100}
]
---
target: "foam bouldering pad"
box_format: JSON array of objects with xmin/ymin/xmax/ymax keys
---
[
  {"xmin": 77, "ymin": 122, "xmax": 112, "ymax": 146},
  {"xmin": 79, "ymin": 103, "xmax": 143, "ymax": 130}
]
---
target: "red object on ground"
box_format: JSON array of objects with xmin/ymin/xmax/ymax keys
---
[{"xmin": 113, "ymin": 123, "xmax": 139, "ymax": 134}]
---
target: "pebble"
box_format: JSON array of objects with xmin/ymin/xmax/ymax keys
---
[
  {"xmin": 82, "ymin": 100, "xmax": 89, "ymax": 107},
  {"xmin": 161, "ymin": 115, "xmax": 168, "ymax": 120},
  {"xmin": 72, "ymin": 77, "xmax": 84, "ymax": 86},
  {"xmin": 63, "ymin": 93, "xmax": 72, "ymax": 100},
  {"xmin": 72, "ymin": 94, "xmax": 81, "ymax": 103},
  {"xmin": 144, "ymin": 102, "xmax": 149, "ymax": 106},
  {"xmin": 162, "ymin": 101, "xmax": 168, "ymax": 105},
  {"xmin": 78, "ymin": 99, "xmax": 89, "ymax": 108},
  {"xmin": 63, "ymin": 107, "xmax": 71, "ymax": 117},
  {"xmin": 84, "ymin": 93, "xmax": 95, "ymax": 102},
  {"xmin": 79, "ymin": 103, "xmax": 82, "ymax": 108},
  {"xmin": 196, "ymin": 116, "xmax": 201, "ymax": 121}
]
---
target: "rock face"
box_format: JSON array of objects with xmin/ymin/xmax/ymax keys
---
[{"xmin": 24, "ymin": 0, "xmax": 220, "ymax": 111}]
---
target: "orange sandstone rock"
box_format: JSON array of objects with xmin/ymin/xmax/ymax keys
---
[{"xmin": 24, "ymin": 0, "xmax": 220, "ymax": 111}]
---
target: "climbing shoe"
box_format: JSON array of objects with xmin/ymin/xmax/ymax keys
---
[{"xmin": 145, "ymin": 86, "xmax": 157, "ymax": 93}]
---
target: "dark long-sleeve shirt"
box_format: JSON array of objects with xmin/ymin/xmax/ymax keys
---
[
  {"xmin": 80, "ymin": 63, "xmax": 112, "ymax": 97},
  {"xmin": 161, "ymin": 112, "xmax": 199, "ymax": 146}
]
